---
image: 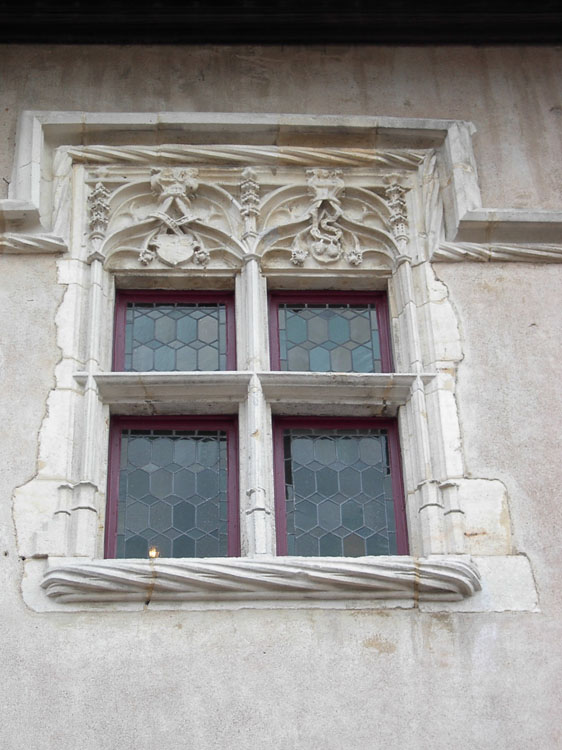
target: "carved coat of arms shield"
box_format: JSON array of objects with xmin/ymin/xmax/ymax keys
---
[{"xmin": 150, "ymin": 233, "xmax": 196, "ymax": 267}]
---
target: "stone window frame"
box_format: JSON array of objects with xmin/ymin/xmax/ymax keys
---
[{"xmin": 2, "ymin": 111, "xmax": 552, "ymax": 613}]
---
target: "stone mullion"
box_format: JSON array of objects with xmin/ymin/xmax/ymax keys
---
[{"xmin": 237, "ymin": 252, "xmax": 276, "ymax": 556}]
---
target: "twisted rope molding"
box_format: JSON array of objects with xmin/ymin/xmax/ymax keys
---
[
  {"xmin": 67, "ymin": 145, "xmax": 425, "ymax": 169},
  {"xmin": 435, "ymin": 242, "xmax": 562, "ymax": 262},
  {"xmin": 41, "ymin": 556, "xmax": 481, "ymax": 604},
  {"xmin": 0, "ymin": 232, "xmax": 67, "ymax": 254}
]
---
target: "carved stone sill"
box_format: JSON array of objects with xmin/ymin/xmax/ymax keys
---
[
  {"xmin": 260, "ymin": 372, "xmax": 434, "ymax": 416},
  {"xmin": 83, "ymin": 371, "xmax": 432, "ymax": 416},
  {"xmin": 88, "ymin": 372, "xmax": 253, "ymax": 414},
  {"xmin": 41, "ymin": 556, "xmax": 481, "ymax": 604}
]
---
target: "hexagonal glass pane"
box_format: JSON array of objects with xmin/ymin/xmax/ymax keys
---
[
  {"xmin": 282, "ymin": 427, "xmax": 397, "ymax": 557},
  {"xmin": 277, "ymin": 302, "xmax": 382, "ymax": 372},
  {"xmin": 115, "ymin": 427, "xmax": 229, "ymax": 559},
  {"xmin": 124, "ymin": 300, "xmax": 228, "ymax": 372}
]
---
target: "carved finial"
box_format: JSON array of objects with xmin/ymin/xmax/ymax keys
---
[
  {"xmin": 240, "ymin": 167, "xmax": 260, "ymax": 218},
  {"xmin": 88, "ymin": 182, "xmax": 111, "ymax": 235},
  {"xmin": 87, "ymin": 182, "xmax": 111, "ymax": 259},
  {"xmin": 384, "ymin": 178, "xmax": 409, "ymax": 250}
]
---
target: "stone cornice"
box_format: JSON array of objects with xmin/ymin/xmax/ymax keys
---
[{"xmin": 2, "ymin": 111, "xmax": 561, "ymax": 256}]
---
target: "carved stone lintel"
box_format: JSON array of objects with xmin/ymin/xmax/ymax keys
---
[{"xmin": 41, "ymin": 556, "xmax": 481, "ymax": 603}]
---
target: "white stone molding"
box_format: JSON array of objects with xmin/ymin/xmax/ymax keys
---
[
  {"xmin": 67, "ymin": 144, "xmax": 426, "ymax": 169},
  {"xmin": 259, "ymin": 372, "xmax": 431, "ymax": 416},
  {"xmin": 91, "ymin": 372, "xmax": 253, "ymax": 414},
  {"xmin": 434, "ymin": 241, "xmax": 562, "ymax": 262},
  {"xmin": 0, "ymin": 231, "xmax": 67, "ymax": 254},
  {"xmin": 41, "ymin": 556, "xmax": 481, "ymax": 604}
]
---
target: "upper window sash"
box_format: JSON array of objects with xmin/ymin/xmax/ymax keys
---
[
  {"xmin": 113, "ymin": 290, "xmax": 236, "ymax": 372},
  {"xmin": 268, "ymin": 291, "xmax": 393, "ymax": 373}
]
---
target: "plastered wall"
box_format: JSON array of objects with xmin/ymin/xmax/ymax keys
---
[{"xmin": 1, "ymin": 46, "xmax": 561, "ymax": 750}]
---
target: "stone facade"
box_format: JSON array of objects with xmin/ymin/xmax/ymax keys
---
[{"xmin": 1, "ymin": 46, "xmax": 561, "ymax": 750}]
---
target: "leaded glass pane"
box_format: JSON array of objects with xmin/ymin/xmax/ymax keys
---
[
  {"xmin": 278, "ymin": 303, "xmax": 382, "ymax": 372},
  {"xmin": 283, "ymin": 428, "xmax": 396, "ymax": 557},
  {"xmin": 124, "ymin": 302, "xmax": 227, "ymax": 371},
  {"xmin": 116, "ymin": 428, "xmax": 228, "ymax": 558}
]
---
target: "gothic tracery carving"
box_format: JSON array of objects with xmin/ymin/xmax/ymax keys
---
[{"xmin": 87, "ymin": 160, "xmax": 413, "ymax": 272}]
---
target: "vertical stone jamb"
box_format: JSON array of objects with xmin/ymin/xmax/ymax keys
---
[
  {"xmin": 69, "ymin": 181, "xmax": 111, "ymax": 556},
  {"xmin": 387, "ymin": 179, "xmax": 446, "ymax": 555}
]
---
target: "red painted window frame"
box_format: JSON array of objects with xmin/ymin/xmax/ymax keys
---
[
  {"xmin": 105, "ymin": 415, "xmax": 240, "ymax": 558},
  {"xmin": 272, "ymin": 416, "xmax": 408, "ymax": 556},
  {"xmin": 113, "ymin": 290, "xmax": 237, "ymax": 371},
  {"xmin": 268, "ymin": 290, "xmax": 393, "ymax": 371}
]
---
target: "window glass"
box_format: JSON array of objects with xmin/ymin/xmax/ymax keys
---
[
  {"xmin": 106, "ymin": 418, "xmax": 239, "ymax": 559},
  {"xmin": 270, "ymin": 293, "xmax": 391, "ymax": 372},
  {"xmin": 114, "ymin": 292, "xmax": 235, "ymax": 371},
  {"xmin": 274, "ymin": 420, "xmax": 407, "ymax": 557}
]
